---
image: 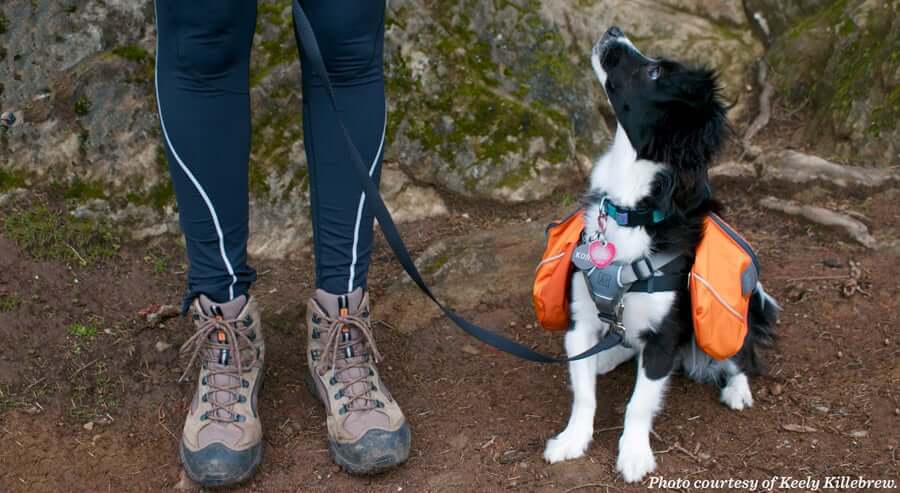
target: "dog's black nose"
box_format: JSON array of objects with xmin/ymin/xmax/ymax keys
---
[{"xmin": 606, "ymin": 26, "xmax": 623, "ymax": 39}]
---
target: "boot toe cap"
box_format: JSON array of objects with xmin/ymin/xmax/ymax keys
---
[
  {"xmin": 330, "ymin": 423, "xmax": 411, "ymax": 475},
  {"xmin": 180, "ymin": 441, "xmax": 263, "ymax": 487}
]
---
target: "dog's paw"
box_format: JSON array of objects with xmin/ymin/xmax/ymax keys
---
[
  {"xmin": 720, "ymin": 374, "xmax": 753, "ymax": 411},
  {"xmin": 616, "ymin": 434, "xmax": 656, "ymax": 483},
  {"xmin": 543, "ymin": 431, "xmax": 592, "ymax": 463}
]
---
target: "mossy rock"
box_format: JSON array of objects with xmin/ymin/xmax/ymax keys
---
[{"xmin": 764, "ymin": 0, "xmax": 899, "ymax": 165}]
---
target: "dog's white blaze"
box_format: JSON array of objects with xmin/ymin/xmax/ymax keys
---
[{"xmin": 591, "ymin": 53, "xmax": 607, "ymax": 85}]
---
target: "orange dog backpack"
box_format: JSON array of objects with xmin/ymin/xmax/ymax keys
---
[
  {"xmin": 533, "ymin": 210, "xmax": 760, "ymax": 360},
  {"xmin": 689, "ymin": 213, "xmax": 759, "ymax": 360},
  {"xmin": 533, "ymin": 209, "xmax": 584, "ymax": 331}
]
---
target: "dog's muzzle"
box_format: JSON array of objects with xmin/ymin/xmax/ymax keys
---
[{"xmin": 593, "ymin": 26, "xmax": 624, "ymax": 60}]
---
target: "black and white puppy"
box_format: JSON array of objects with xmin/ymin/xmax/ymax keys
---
[{"xmin": 543, "ymin": 27, "xmax": 779, "ymax": 483}]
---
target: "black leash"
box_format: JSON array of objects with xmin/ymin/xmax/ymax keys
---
[{"xmin": 291, "ymin": 2, "xmax": 621, "ymax": 363}]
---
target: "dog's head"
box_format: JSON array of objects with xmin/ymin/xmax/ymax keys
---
[{"xmin": 592, "ymin": 27, "xmax": 728, "ymax": 172}]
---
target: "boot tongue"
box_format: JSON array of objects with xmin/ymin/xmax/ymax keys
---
[
  {"xmin": 197, "ymin": 295, "xmax": 248, "ymax": 421},
  {"xmin": 199, "ymin": 294, "xmax": 247, "ymax": 320},
  {"xmin": 313, "ymin": 288, "xmax": 364, "ymax": 317}
]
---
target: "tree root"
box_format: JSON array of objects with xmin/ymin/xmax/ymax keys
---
[
  {"xmin": 759, "ymin": 196, "xmax": 879, "ymax": 249},
  {"xmin": 761, "ymin": 151, "xmax": 900, "ymax": 187},
  {"xmin": 743, "ymin": 60, "xmax": 774, "ymax": 146}
]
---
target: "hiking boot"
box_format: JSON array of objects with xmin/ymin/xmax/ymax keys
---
[
  {"xmin": 305, "ymin": 288, "xmax": 410, "ymax": 475},
  {"xmin": 178, "ymin": 294, "xmax": 265, "ymax": 487}
]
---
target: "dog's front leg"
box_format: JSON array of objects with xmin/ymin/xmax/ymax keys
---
[
  {"xmin": 544, "ymin": 276, "xmax": 602, "ymax": 463},
  {"xmin": 616, "ymin": 347, "xmax": 672, "ymax": 482}
]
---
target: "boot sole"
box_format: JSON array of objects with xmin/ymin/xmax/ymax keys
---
[{"xmin": 304, "ymin": 372, "xmax": 411, "ymax": 475}]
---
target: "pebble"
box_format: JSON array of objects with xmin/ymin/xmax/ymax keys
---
[
  {"xmin": 83, "ymin": 421, "xmax": 94, "ymax": 431},
  {"xmin": 771, "ymin": 383, "xmax": 783, "ymax": 396},
  {"xmin": 847, "ymin": 430, "xmax": 868, "ymax": 438},
  {"xmin": 461, "ymin": 344, "xmax": 480, "ymax": 355},
  {"xmin": 155, "ymin": 341, "xmax": 172, "ymax": 352},
  {"xmin": 698, "ymin": 451, "xmax": 711, "ymax": 461},
  {"xmin": 823, "ymin": 258, "xmax": 843, "ymax": 268},
  {"xmin": 837, "ymin": 350, "xmax": 843, "ymax": 358},
  {"xmin": 814, "ymin": 405, "xmax": 830, "ymax": 414},
  {"xmin": 21, "ymin": 405, "xmax": 43, "ymax": 415}
]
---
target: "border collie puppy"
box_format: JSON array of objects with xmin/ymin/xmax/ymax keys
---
[{"xmin": 543, "ymin": 27, "xmax": 779, "ymax": 483}]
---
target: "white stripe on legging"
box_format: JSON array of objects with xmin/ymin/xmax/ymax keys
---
[
  {"xmin": 347, "ymin": 107, "xmax": 387, "ymax": 293},
  {"xmin": 153, "ymin": 2, "xmax": 238, "ymax": 300}
]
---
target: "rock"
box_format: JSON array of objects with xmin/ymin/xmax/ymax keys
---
[
  {"xmin": 770, "ymin": 383, "xmax": 784, "ymax": 396},
  {"xmin": 756, "ymin": 0, "xmax": 900, "ymax": 165},
  {"xmin": 83, "ymin": 421, "xmax": 94, "ymax": 431},
  {"xmin": 461, "ymin": 344, "xmax": 480, "ymax": 355},
  {"xmin": 155, "ymin": 341, "xmax": 172, "ymax": 352},
  {"xmin": 1, "ymin": 0, "xmax": 765, "ymax": 257},
  {"xmin": 381, "ymin": 164, "xmax": 449, "ymax": 223},
  {"xmin": 379, "ymin": 220, "xmax": 544, "ymax": 332},
  {"xmin": 847, "ymin": 430, "xmax": 868, "ymax": 438},
  {"xmin": 823, "ymin": 258, "xmax": 843, "ymax": 269}
]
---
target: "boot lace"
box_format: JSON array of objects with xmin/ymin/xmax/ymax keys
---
[
  {"xmin": 315, "ymin": 313, "xmax": 383, "ymax": 413},
  {"xmin": 179, "ymin": 311, "xmax": 258, "ymax": 423}
]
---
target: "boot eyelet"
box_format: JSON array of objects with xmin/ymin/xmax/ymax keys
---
[
  {"xmin": 243, "ymin": 315, "xmax": 253, "ymax": 327},
  {"xmin": 369, "ymin": 369, "xmax": 375, "ymax": 376},
  {"xmin": 371, "ymin": 384, "xmax": 377, "ymax": 391},
  {"xmin": 312, "ymin": 314, "xmax": 321, "ymax": 324},
  {"xmin": 361, "ymin": 310, "xmax": 369, "ymax": 318},
  {"xmin": 201, "ymin": 376, "xmax": 208, "ymax": 385},
  {"xmin": 201, "ymin": 394, "xmax": 208, "ymax": 402},
  {"xmin": 238, "ymin": 395, "xmax": 247, "ymax": 403},
  {"xmin": 339, "ymin": 405, "xmax": 347, "ymax": 415},
  {"xmin": 200, "ymin": 412, "xmax": 208, "ymax": 421},
  {"xmin": 310, "ymin": 350, "xmax": 320, "ymax": 361},
  {"xmin": 247, "ymin": 330, "xmax": 256, "ymax": 341},
  {"xmin": 334, "ymin": 390, "xmax": 342, "ymax": 399},
  {"xmin": 376, "ymin": 401, "xmax": 384, "ymax": 408},
  {"xmin": 329, "ymin": 377, "xmax": 337, "ymax": 385},
  {"xmin": 311, "ymin": 329, "xmax": 320, "ymax": 339},
  {"xmin": 235, "ymin": 414, "xmax": 245, "ymax": 423},
  {"xmin": 242, "ymin": 379, "xmax": 250, "ymax": 388}
]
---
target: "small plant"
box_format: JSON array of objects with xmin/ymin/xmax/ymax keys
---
[
  {"xmin": 559, "ymin": 191, "xmax": 576, "ymax": 208},
  {"xmin": 74, "ymin": 96, "xmax": 92, "ymax": 116},
  {"xmin": 0, "ymin": 293, "xmax": 21, "ymax": 312},
  {"xmin": 67, "ymin": 323, "xmax": 97, "ymax": 339},
  {"xmin": 0, "ymin": 11, "xmax": 9, "ymax": 35}
]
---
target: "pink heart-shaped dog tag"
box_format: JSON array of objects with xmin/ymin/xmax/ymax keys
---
[{"xmin": 588, "ymin": 240, "xmax": 616, "ymax": 268}]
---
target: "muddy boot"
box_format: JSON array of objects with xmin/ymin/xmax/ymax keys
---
[
  {"xmin": 306, "ymin": 288, "xmax": 410, "ymax": 475},
  {"xmin": 178, "ymin": 294, "xmax": 265, "ymax": 487}
]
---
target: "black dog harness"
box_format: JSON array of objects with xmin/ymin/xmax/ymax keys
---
[{"xmin": 574, "ymin": 197, "xmax": 690, "ymax": 340}]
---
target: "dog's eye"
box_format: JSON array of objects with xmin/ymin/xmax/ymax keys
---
[{"xmin": 647, "ymin": 65, "xmax": 661, "ymax": 80}]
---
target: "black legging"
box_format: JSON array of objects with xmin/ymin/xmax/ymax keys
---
[{"xmin": 154, "ymin": 0, "xmax": 386, "ymax": 307}]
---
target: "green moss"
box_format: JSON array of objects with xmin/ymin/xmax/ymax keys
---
[
  {"xmin": 0, "ymin": 293, "xmax": 20, "ymax": 312},
  {"xmin": 74, "ymin": 96, "xmax": 92, "ymax": 116},
  {"xmin": 3, "ymin": 205, "xmax": 121, "ymax": 266},
  {"xmin": 112, "ymin": 45, "xmax": 150, "ymax": 63},
  {"xmin": 51, "ymin": 177, "xmax": 107, "ymax": 202},
  {"xmin": 250, "ymin": 0, "xmax": 295, "ymax": 87},
  {"xmin": 0, "ymin": 11, "xmax": 8, "ymax": 34},
  {"xmin": 0, "ymin": 168, "xmax": 26, "ymax": 193}
]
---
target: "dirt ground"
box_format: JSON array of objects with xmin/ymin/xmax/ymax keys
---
[{"xmin": 2, "ymin": 153, "xmax": 899, "ymax": 491}]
